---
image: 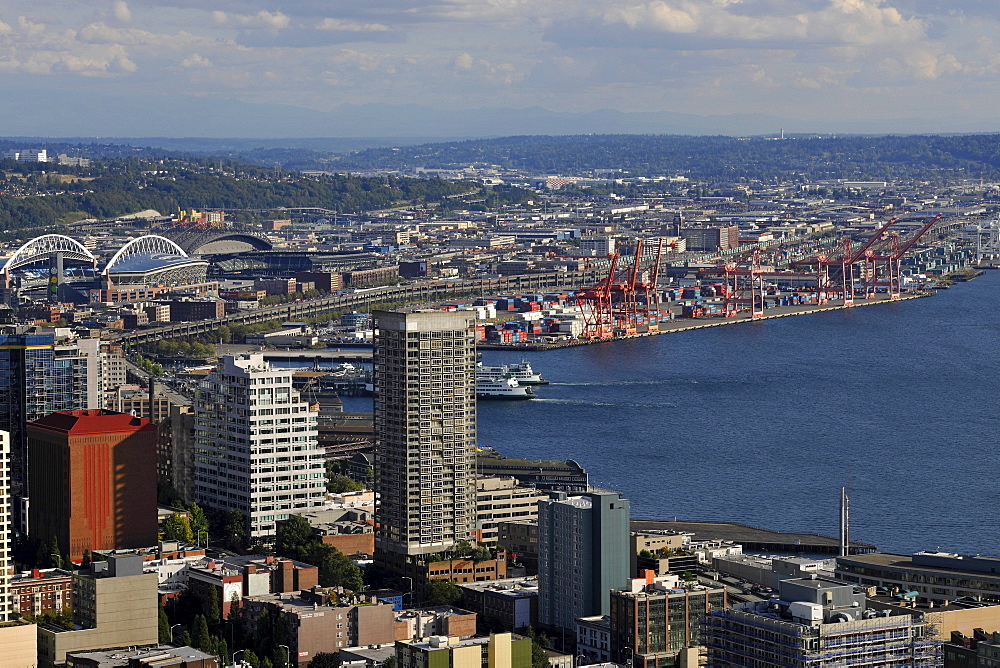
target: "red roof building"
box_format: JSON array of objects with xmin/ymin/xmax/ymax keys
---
[{"xmin": 28, "ymin": 410, "xmax": 159, "ymax": 561}]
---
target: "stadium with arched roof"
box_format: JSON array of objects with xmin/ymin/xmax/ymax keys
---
[{"xmin": 103, "ymin": 234, "xmax": 209, "ymax": 286}]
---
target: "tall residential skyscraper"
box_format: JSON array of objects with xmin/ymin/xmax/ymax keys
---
[
  {"xmin": 0, "ymin": 429, "xmax": 12, "ymax": 621},
  {"xmin": 193, "ymin": 354, "xmax": 326, "ymax": 539},
  {"xmin": 0, "ymin": 328, "xmax": 101, "ymax": 497},
  {"xmin": 373, "ymin": 311, "xmax": 477, "ymax": 563},
  {"xmin": 28, "ymin": 410, "xmax": 158, "ymax": 561},
  {"xmin": 538, "ymin": 490, "xmax": 631, "ymax": 633},
  {"xmin": 0, "ymin": 428, "xmax": 37, "ymax": 668}
]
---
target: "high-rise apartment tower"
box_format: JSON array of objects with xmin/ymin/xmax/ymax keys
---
[
  {"xmin": 373, "ymin": 311, "xmax": 477, "ymax": 561},
  {"xmin": 193, "ymin": 354, "xmax": 326, "ymax": 539},
  {"xmin": 0, "ymin": 430, "xmax": 12, "ymax": 621}
]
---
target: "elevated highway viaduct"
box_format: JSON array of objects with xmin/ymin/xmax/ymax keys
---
[{"xmin": 111, "ymin": 268, "xmax": 604, "ymax": 345}]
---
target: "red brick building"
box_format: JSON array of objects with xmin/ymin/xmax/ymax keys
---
[
  {"xmin": 9, "ymin": 568, "xmax": 74, "ymax": 617},
  {"xmin": 28, "ymin": 410, "xmax": 159, "ymax": 562}
]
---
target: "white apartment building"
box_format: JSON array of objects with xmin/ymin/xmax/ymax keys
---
[
  {"xmin": 579, "ymin": 236, "xmax": 617, "ymax": 256},
  {"xmin": 3, "ymin": 149, "xmax": 48, "ymax": 162},
  {"xmin": 0, "ymin": 430, "xmax": 11, "ymax": 621},
  {"xmin": 193, "ymin": 354, "xmax": 326, "ymax": 539}
]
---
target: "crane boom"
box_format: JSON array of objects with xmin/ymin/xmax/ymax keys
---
[
  {"xmin": 845, "ymin": 217, "xmax": 897, "ymax": 264},
  {"xmin": 893, "ymin": 213, "xmax": 942, "ymax": 258}
]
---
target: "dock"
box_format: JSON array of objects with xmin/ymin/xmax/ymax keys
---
[
  {"xmin": 631, "ymin": 519, "xmax": 877, "ymax": 555},
  {"xmin": 480, "ymin": 291, "xmax": 934, "ymax": 351}
]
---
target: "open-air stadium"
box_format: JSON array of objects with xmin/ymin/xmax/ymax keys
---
[{"xmin": 0, "ymin": 227, "xmax": 275, "ymax": 295}]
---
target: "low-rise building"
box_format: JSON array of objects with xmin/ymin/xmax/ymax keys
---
[
  {"xmin": 0, "ymin": 620, "xmax": 38, "ymax": 668},
  {"xmin": 498, "ymin": 519, "xmax": 538, "ymax": 573},
  {"xmin": 37, "ymin": 556, "xmax": 159, "ymax": 668},
  {"xmin": 576, "ymin": 615, "xmax": 611, "ymax": 664},
  {"xmin": 67, "ymin": 646, "xmax": 217, "ymax": 668},
  {"xmin": 9, "ymin": 568, "xmax": 74, "ymax": 617},
  {"xmin": 836, "ymin": 551, "xmax": 1000, "ymax": 605},
  {"xmin": 394, "ymin": 606, "xmax": 477, "ymax": 640},
  {"xmin": 240, "ymin": 591, "xmax": 395, "ymax": 667},
  {"xmin": 475, "ymin": 476, "xmax": 548, "ymax": 546},
  {"xmin": 609, "ymin": 572, "xmax": 728, "ymax": 668},
  {"xmin": 395, "ymin": 633, "xmax": 531, "ymax": 668},
  {"xmin": 457, "ymin": 577, "xmax": 538, "ymax": 632},
  {"xmin": 702, "ymin": 577, "xmax": 937, "ymax": 667}
]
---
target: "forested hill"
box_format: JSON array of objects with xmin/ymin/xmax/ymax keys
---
[
  {"xmin": 324, "ymin": 134, "xmax": 1000, "ymax": 182},
  {"xmin": 0, "ymin": 157, "xmax": 478, "ymax": 232}
]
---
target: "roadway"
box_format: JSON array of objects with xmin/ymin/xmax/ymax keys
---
[{"xmin": 110, "ymin": 268, "xmax": 605, "ymax": 345}]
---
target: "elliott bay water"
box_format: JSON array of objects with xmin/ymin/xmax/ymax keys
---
[{"xmin": 341, "ymin": 273, "xmax": 1000, "ymax": 556}]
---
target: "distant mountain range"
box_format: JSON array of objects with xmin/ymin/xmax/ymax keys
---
[{"xmin": 2, "ymin": 87, "xmax": 998, "ymax": 142}]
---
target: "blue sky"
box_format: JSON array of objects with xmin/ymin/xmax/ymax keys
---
[{"xmin": 2, "ymin": 0, "xmax": 999, "ymax": 135}]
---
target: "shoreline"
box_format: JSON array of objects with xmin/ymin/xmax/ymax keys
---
[{"xmin": 479, "ymin": 290, "xmax": 936, "ymax": 352}]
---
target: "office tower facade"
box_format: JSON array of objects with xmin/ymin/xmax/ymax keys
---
[
  {"xmin": 0, "ymin": 329, "xmax": 101, "ymax": 497},
  {"xmin": 373, "ymin": 311, "xmax": 477, "ymax": 561},
  {"xmin": 193, "ymin": 354, "xmax": 326, "ymax": 539},
  {"xmin": 538, "ymin": 490, "xmax": 631, "ymax": 632},
  {"xmin": 27, "ymin": 410, "xmax": 158, "ymax": 561}
]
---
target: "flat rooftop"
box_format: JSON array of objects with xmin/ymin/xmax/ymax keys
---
[
  {"xmin": 839, "ymin": 552, "xmax": 1000, "ymax": 578},
  {"xmin": 631, "ymin": 519, "xmax": 876, "ymax": 554}
]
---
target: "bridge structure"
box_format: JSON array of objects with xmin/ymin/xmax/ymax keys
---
[
  {"xmin": 111, "ymin": 268, "xmax": 606, "ymax": 345},
  {"xmin": 0, "ymin": 234, "xmax": 98, "ymax": 300},
  {"xmin": 160, "ymin": 226, "xmax": 273, "ymax": 255}
]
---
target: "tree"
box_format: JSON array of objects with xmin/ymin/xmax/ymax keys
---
[
  {"xmin": 81, "ymin": 549, "xmax": 92, "ymax": 568},
  {"xmin": 381, "ymin": 658, "xmax": 396, "ymax": 668},
  {"xmin": 427, "ymin": 580, "xmax": 463, "ymax": 606},
  {"xmin": 519, "ymin": 626, "xmax": 552, "ymax": 668},
  {"xmin": 275, "ymin": 515, "xmax": 314, "ymax": 560},
  {"xmin": 309, "ymin": 654, "xmax": 341, "ymax": 668},
  {"xmin": 306, "ymin": 544, "xmax": 363, "ymax": 591},
  {"xmin": 192, "ymin": 614, "xmax": 211, "ymax": 651},
  {"xmin": 189, "ymin": 503, "xmax": 209, "ymax": 542},
  {"xmin": 158, "ymin": 602, "xmax": 171, "ymax": 643},
  {"xmin": 222, "ymin": 509, "xmax": 249, "ymax": 553},
  {"xmin": 216, "ymin": 639, "xmax": 230, "ymax": 665},
  {"xmin": 163, "ymin": 513, "xmax": 194, "ymax": 543},
  {"xmin": 327, "ymin": 474, "xmax": 363, "ymax": 494}
]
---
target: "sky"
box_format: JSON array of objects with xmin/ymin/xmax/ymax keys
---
[{"xmin": 2, "ymin": 0, "xmax": 1000, "ymax": 136}]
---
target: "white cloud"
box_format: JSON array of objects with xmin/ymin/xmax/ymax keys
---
[
  {"xmin": 181, "ymin": 52, "xmax": 211, "ymax": 68},
  {"xmin": 113, "ymin": 0, "xmax": 133, "ymax": 23},
  {"xmin": 212, "ymin": 10, "xmax": 291, "ymax": 30},
  {"xmin": 316, "ymin": 18, "xmax": 390, "ymax": 32}
]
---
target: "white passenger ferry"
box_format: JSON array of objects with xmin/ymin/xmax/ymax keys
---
[
  {"xmin": 476, "ymin": 360, "xmax": 547, "ymax": 385},
  {"xmin": 475, "ymin": 375, "xmax": 535, "ymax": 400}
]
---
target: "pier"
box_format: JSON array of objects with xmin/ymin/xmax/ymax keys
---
[{"xmin": 480, "ymin": 291, "xmax": 934, "ymax": 351}]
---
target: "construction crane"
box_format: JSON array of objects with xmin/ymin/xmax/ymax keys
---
[
  {"xmin": 723, "ymin": 247, "xmax": 765, "ymax": 319},
  {"xmin": 863, "ymin": 214, "xmax": 942, "ymax": 299},
  {"xmin": 576, "ymin": 238, "xmax": 666, "ymax": 338},
  {"xmin": 796, "ymin": 218, "xmax": 899, "ymax": 306}
]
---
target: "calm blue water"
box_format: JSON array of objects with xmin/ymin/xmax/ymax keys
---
[{"xmin": 344, "ymin": 274, "xmax": 1000, "ymax": 556}]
